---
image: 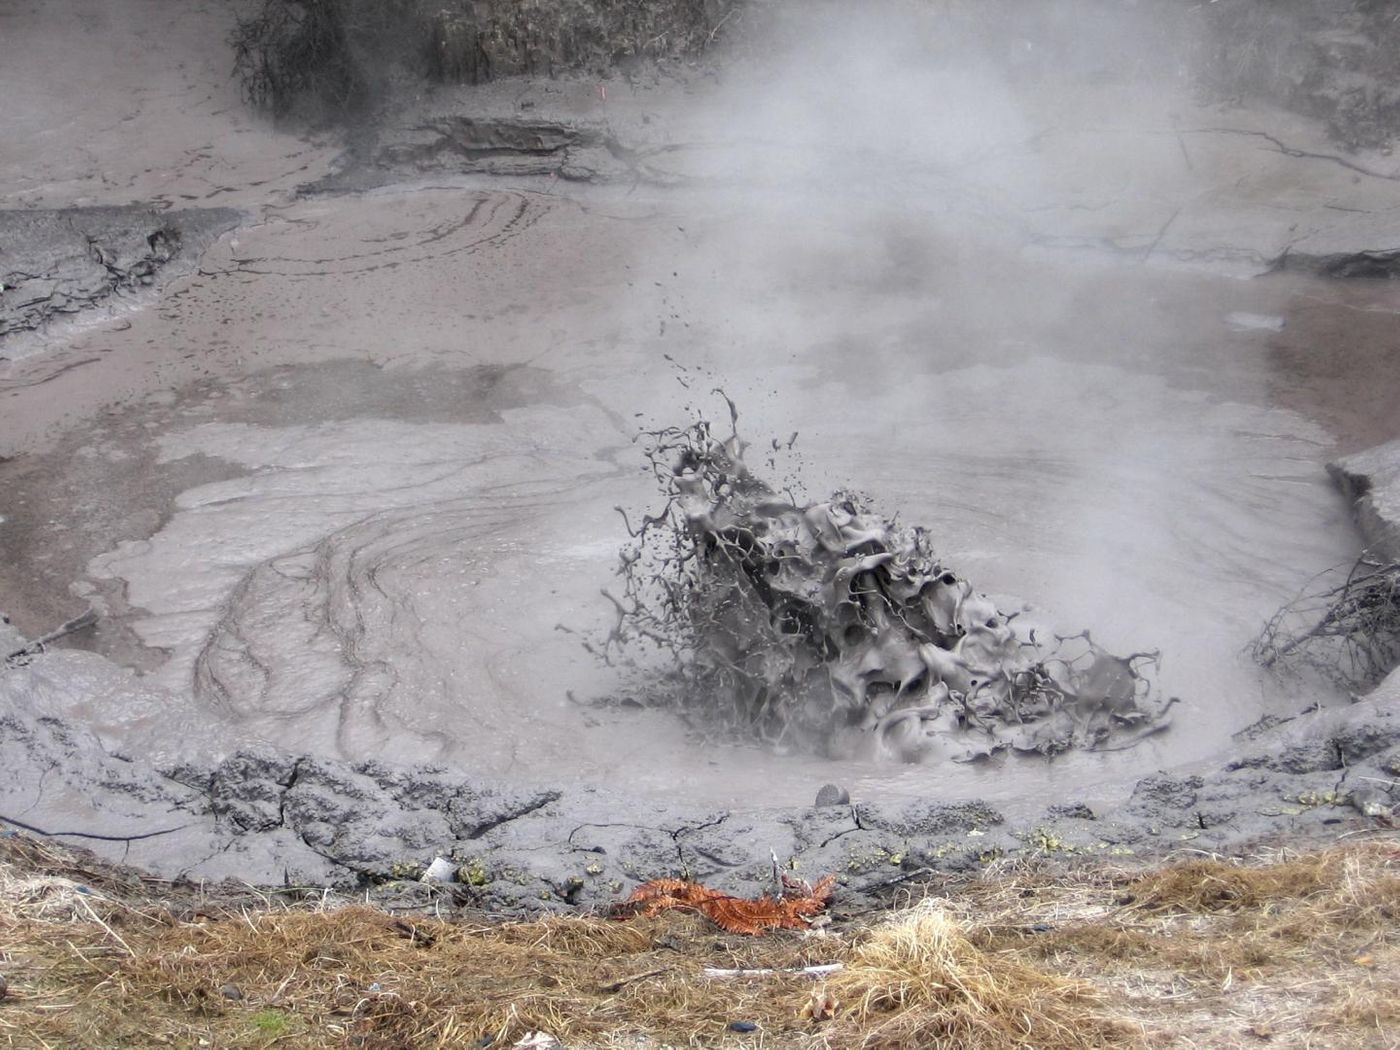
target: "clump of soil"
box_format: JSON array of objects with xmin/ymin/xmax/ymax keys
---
[
  {"xmin": 232, "ymin": 0, "xmax": 742, "ymax": 119},
  {"xmin": 602, "ymin": 408, "xmax": 1173, "ymax": 762}
]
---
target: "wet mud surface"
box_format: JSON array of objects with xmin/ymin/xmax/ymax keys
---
[
  {"xmin": 2, "ymin": 0, "xmax": 1399, "ymax": 906},
  {"xmin": 2, "ymin": 181, "xmax": 1396, "ymax": 897}
]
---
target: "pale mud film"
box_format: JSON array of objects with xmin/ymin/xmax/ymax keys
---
[{"xmin": 602, "ymin": 403, "xmax": 1175, "ymax": 764}]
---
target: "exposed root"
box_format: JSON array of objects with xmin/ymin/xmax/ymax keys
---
[{"xmin": 616, "ymin": 874, "xmax": 836, "ymax": 935}]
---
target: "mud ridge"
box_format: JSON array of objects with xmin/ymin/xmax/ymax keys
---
[
  {"xmin": 308, "ymin": 114, "xmax": 683, "ymax": 194},
  {"xmin": 1330, "ymin": 438, "xmax": 1400, "ymax": 562},
  {"xmin": 0, "ymin": 206, "xmax": 240, "ymax": 349}
]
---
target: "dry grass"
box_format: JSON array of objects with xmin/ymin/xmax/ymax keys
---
[
  {"xmin": 972, "ymin": 841, "xmax": 1400, "ymax": 1048},
  {"xmin": 820, "ymin": 902, "xmax": 1139, "ymax": 1048},
  {"xmin": 0, "ymin": 833, "xmax": 1398, "ymax": 1048}
]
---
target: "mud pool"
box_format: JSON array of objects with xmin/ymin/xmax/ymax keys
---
[
  {"xmin": 3, "ymin": 0, "xmax": 1400, "ymax": 890},
  {"xmin": 1, "ymin": 178, "xmax": 1388, "ymax": 812}
]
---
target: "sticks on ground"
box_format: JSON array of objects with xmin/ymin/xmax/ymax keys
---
[{"xmin": 1252, "ymin": 555, "xmax": 1400, "ymax": 692}]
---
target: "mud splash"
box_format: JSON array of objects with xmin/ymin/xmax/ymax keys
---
[{"xmin": 607, "ymin": 404, "xmax": 1174, "ymax": 763}]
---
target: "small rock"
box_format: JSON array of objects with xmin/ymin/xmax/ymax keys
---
[
  {"xmin": 815, "ymin": 783, "xmax": 850, "ymax": 807},
  {"xmin": 727, "ymin": 1020, "xmax": 759, "ymax": 1033},
  {"xmin": 220, "ymin": 982, "xmax": 242, "ymax": 1001},
  {"xmin": 421, "ymin": 856, "xmax": 457, "ymax": 884},
  {"xmin": 1350, "ymin": 786, "xmax": 1395, "ymax": 819},
  {"xmin": 1046, "ymin": 802, "xmax": 1095, "ymax": 820}
]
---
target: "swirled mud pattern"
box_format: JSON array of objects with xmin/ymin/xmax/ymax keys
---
[
  {"xmin": 0, "ymin": 172, "xmax": 1384, "ymax": 813},
  {"xmin": 51, "ymin": 347, "xmax": 1356, "ymax": 812},
  {"xmin": 194, "ymin": 492, "xmax": 584, "ymax": 759},
  {"xmin": 205, "ymin": 192, "xmax": 547, "ymax": 279}
]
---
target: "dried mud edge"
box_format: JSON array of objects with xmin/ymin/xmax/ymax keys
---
[{"xmin": 1, "ymin": 670, "xmax": 1397, "ymax": 918}]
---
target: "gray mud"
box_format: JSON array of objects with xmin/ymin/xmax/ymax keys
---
[
  {"xmin": 2, "ymin": 0, "xmax": 1400, "ymax": 914},
  {"xmin": 606, "ymin": 416, "xmax": 1175, "ymax": 762},
  {"xmin": 1, "ymin": 662, "xmax": 1398, "ymax": 915}
]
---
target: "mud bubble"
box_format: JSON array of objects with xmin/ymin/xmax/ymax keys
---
[{"xmin": 603, "ymin": 405, "xmax": 1176, "ymax": 763}]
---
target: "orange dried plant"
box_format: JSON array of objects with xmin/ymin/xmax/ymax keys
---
[{"xmin": 615, "ymin": 873, "xmax": 836, "ymax": 935}]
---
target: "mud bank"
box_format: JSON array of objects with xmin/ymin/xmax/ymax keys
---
[
  {"xmin": 0, "ymin": 207, "xmax": 240, "ymax": 348},
  {"xmin": 1331, "ymin": 437, "xmax": 1400, "ymax": 563},
  {"xmin": 1329, "ymin": 437, "xmax": 1400, "ymax": 700},
  {"xmin": 0, "ymin": 646, "xmax": 1397, "ymax": 914}
]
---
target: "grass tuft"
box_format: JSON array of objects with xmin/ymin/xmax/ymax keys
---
[{"xmin": 824, "ymin": 901, "xmax": 1140, "ymax": 1048}]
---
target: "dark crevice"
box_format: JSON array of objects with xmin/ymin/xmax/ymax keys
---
[{"xmin": 463, "ymin": 791, "xmax": 562, "ymax": 840}]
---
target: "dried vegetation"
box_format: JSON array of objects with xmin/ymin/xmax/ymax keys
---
[
  {"xmin": 2, "ymin": 832, "xmax": 1398, "ymax": 1048},
  {"xmin": 231, "ymin": 0, "xmax": 744, "ymax": 119},
  {"xmin": 1253, "ymin": 556, "xmax": 1400, "ymax": 693}
]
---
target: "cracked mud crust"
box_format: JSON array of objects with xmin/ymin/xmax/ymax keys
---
[
  {"xmin": 1, "ymin": 667, "xmax": 1397, "ymax": 915},
  {"xmin": 0, "ymin": 207, "xmax": 241, "ymax": 349}
]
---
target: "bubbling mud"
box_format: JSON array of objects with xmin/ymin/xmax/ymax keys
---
[{"xmin": 605, "ymin": 405, "xmax": 1174, "ymax": 764}]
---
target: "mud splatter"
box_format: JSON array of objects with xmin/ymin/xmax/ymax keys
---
[{"xmin": 605, "ymin": 404, "xmax": 1175, "ymax": 763}]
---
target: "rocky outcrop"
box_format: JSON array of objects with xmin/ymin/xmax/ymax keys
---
[
  {"xmin": 1195, "ymin": 0, "xmax": 1400, "ymax": 152},
  {"xmin": 0, "ymin": 207, "xmax": 239, "ymax": 347}
]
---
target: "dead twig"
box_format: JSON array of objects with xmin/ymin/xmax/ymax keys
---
[{"xmin": 1253, "ymin": 555, "xmax": 1400, "ymax": 691}]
